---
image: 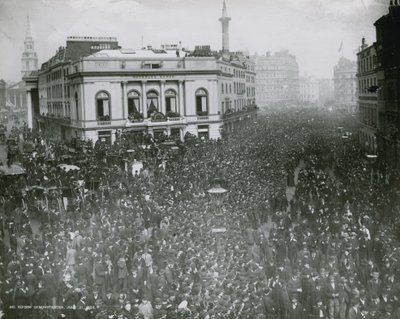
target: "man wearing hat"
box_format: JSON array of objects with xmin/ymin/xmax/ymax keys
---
[
  {"xmin": 325, "ymin": 274, "xmax": 340, "ymax": 319},
  {"xmin": 365, "ymin": 303, "xmax": 382, "ymax": 319},
  {"xmin": 117, "ymin": 255, "xmax": 129, "ymax": 290},
  {"xmin": 127, "ymin": 269, "xmax": 142, "ymax": 299},
  {"xmin": 102, "ymin": 290, "xmax": 117, "ymax": 307},
  {"xmin": 287, "ymin": 269, "xmax": 302, "ymax": 301},
  {"xmin": 287, "ymin": 295, "xmax": 304, "ymax": 319},
  {"xmin": 94, "ymin": 256, "xmax": 106, "ymax": 295},
  {"xmin": 313, "ymin": 300, "xmax": 327, "ymax": 319},
  {"xmin": 367, "ymin": 271, "xmax": 382, "ymax": 301},
  {"xmin": 263, "ymin": 288, "xmax": 278, "ymax": 319}
]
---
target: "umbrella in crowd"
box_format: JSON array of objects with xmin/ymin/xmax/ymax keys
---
[{"xmin": 0, "ymin": 164, "xmax": 26, "ymax": 176}]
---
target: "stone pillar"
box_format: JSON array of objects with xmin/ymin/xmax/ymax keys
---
[
  {"xmin": 122, "ymin": 81, "xmax": 128, "ymax": 119},
  {"xmin": 160, "ymin": 80, "xmax": 165, "ymax": 114},
  {"xmin": 184, "ymin": 80, "xmax": 191, "ymax": 116},
  {"xmin": 26, "ymin": 89, "xmax": 33, "ymax": 129},
  {"xmin": 80, "ymin": 84, "xmax": 85, "ymax": 122},
  {"xmin": 178, "ymin": 80, "xmax": 184, "ymax": 116},
  {"xmin": 142, "ymin": 81, "xmax": 147, "ymax": 119}
]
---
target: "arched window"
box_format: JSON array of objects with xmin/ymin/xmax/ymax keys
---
[
  {"xmin": 146, "ymin": 90, "xmax": 159, "ymax": 116},
  {"xmin": 96, "ymin": 91, "xmax": 110, "ymax": 121},
  {"xmin": 195, "ymin": 89, "xmax": 208, "ymax": 115},
  {"xmin": 165, "ymin": 89, "xmax": 177, "ymax": 114},
  {"xmin": 127, "ymin": 90, "xmax": 141, "ymax": 114}
]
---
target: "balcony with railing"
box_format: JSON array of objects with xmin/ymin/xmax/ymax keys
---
[
  {"xmin": 40, "ymin": 113, "xmax": 72, "ymax": 124},
  {"xmin": 222, "ymin": 105, "xmax": 258, "ymax": 120},
  {"xmin": 97, "ymin": 120, "xmax": 111, "ymax": 126}
]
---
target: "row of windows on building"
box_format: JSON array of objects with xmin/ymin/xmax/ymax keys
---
[
  {"xmin": 44, "ymin": 68, "xmax": 70, "ymax": 84},
  {"xmin": 256, "ymin": 65, "xmax": 298, "ymax": 71},
  {"xmin": 91, "ymin": 43, "xmax": 112, "ymax": 50},
  {"xmin": 221, "ymin": 98, "xmax": 255, "ymax": 113},
  {"xmin": 40, "ymin": 88, "xmax": 211, "ymax": 122},
  {"xmin": 221, "ymin": 82, "xmax": 254, "ymax": 95},
  {"xmin": 220, "ymin": 65, "xmax": 252, "ymax": 78},
  {"xmin": 246, "ymin": 75, "xmax": 256, "ymax": 83},
  {"xmin": 256, "ymin": 74, "xmax": 300, "ymax": 80},
  {"xmin": 358, "ymin": 55, "xmax": 377, "ymax": 74},
  {"xmin": 246, "ymin": 87, "xmax": 256, "ymax": 97},
  {"xmin": 46, "ymin": 84, "xmax": 64, "ymax": 99},
  {"xmin": 360, "ymin": 104, "xmax": 378, "ymax": 128},
  {"xmin": 44, "ymin": 101, "xmax": 71, "ymax": 118},
  {"xmin": 96, "ymin": 88, "xmax": 209, "ymax": 121},
  {"xmin": 233, "ymin": 69, "xmax": 246, "ymax": 79},
  {"xmin": 46, "ymin": 69, "xmax": 63, "ymax": 82},
  {"xmin": 359, "ymin": 77, "xmax": 377, "ymax": 94}
]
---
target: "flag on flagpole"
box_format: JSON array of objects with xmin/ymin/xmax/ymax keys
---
[{"xmin": 338, "ymin": 41, "xmax": 343, "ymax": 53}]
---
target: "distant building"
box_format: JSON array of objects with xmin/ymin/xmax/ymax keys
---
[
  {"xmin": 299, "ymin": 75, "xmax": 319, "ymax": 105},
  {"xmin": 24, "ymin": 1, "xmax": 257, "ymax": 141},
  {"xmin": 374, "ymin": 1, "xmax": 400, "ymax": 168},
  {"xmin": 333, "ymin": 57, "xmax": 357, "ymax": 112},
  {"xmin": 318, "ymin": 79, "xmax": 334, "ymax": 107},
  {"xmin": 5, "ymin": 81, "xmax": 28, "ymax": 124},
  {"xmin": 21, "ymin": 16, "xmax": 38, "ymax": 77},
  {"xmin": 252, "ymin": 50, "xmax": 299, "ymax": 108},
  {"xmin": 0, "ymin": 80, "xmax": 6, "ymax": 111},
  {"xmin": 357, "ymin": 38, "xmax": 378, "ymax": 153},
  {"xmin": 7, "ymin": 82, "xmax": 27, "ymax": 111}
]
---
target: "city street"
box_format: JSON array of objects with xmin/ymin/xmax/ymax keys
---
[
  {"xmin": 1, "ymin": 0, "xmax": 400, "ymax": 318},
  {"xmin": 0, "ymin": 108, "xmax": 399, "ymax": 319}
]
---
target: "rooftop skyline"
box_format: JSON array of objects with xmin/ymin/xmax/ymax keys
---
[{"xmin": 0, "ymin": 0, "xmax": 390, "ymax": 82}]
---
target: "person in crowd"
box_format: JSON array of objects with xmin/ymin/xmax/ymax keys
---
[{"xmin": 0, "ymin": 110, "xmax": 399, "ymax": 318}]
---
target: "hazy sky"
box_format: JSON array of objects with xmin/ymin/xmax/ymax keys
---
[{"xmin": 0, "ymin": 0, "xmax": 390, "ymax": 82}]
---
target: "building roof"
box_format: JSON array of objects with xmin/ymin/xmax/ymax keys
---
[
  {"xmin": 334, "ymin": 57, "xmax": 357, "ymax": 72},
  {"xmin": 40, "ymin": 37, "xmax": 121, "ymax": 71},
  {"xmin": 86, "ymin": 48, "xmax": 187, "ymax": 59},
  {"xmin": 7, "ymin": 81, "xmax": 26, "ymax": 90}
]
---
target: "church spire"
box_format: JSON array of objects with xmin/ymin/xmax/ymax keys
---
[
  {"xmin": 26, "ymin": 16, "xmax": 32, "ymax": 39},
  {"xmin": 219, "ymin": 0, "xmax": 231, "ymax": 52},
  {"xmin": 21, "ymin": 16, "xmax": 38, "ymax": 77}
]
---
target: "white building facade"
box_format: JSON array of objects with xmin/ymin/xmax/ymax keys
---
[
  {"xmin": 333, "ymin": 57, "xmax": 358, "ymax": 113},
  {"xmin": 252, "ymin": 50, "xmax": 299, "ymax": 108},
  {"xmin": 31, "ymin": 40, "xmax": 256, "ymax": 143},
  {"xmin": 299, "ymin": 75, "xmax": 319, "ymax": 105}
]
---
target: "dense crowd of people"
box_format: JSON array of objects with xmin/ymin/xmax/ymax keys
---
[{"xmin": 0, "ymin": 109, "xmax": 399, "ymax": 319}]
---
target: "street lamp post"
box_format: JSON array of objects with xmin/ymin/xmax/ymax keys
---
[
  {"xmin": 342, "ymin": 134, "xmax": 349, "ymax": 155},
  {"xmin": 207, "ymin": 184, "xmax": 228, "ymax": 219},
  {"xmin": 366, "ymin": 154, "xmax": 378, "ymax": 185},
  {"xmin": 207, "ymin": 184, "xmax": 228, "ymax": 254}
]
